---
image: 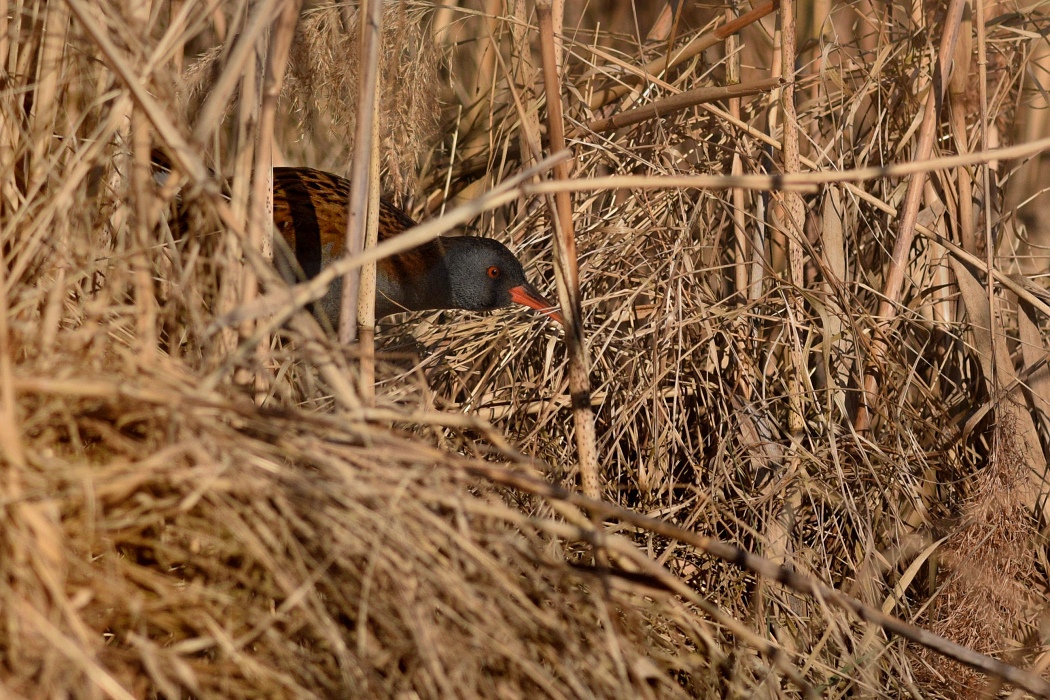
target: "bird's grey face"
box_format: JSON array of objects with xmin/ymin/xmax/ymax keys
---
[
  {"xmin": 445, "ymin": 237, "xmax": 528, "ymax": 310},
  {"xmin": 443, "ymin": 237, "xmax": 562, "ymax": 323}
]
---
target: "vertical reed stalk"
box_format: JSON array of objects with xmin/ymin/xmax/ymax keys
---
[
  {"xmin": 949, "ymin": 3, "xmax": 975, "ymax": 254},
  {"xmin": 726, "ymin": 6, "xmax": 748, "ymax": 298},
  {"xmin": 28, "ymin": 1, "xmax": 67, "ymax": 188},
  {"xmin": 0, "ymin": 213, "xmax": 24, "ymax": 475},
  {"xmin": 228, "ymin": 3, "xmax": 261, "ymax": 363},
  {"xmin": 252, "ymin": 1, "xmax": 301, "ymax": 270},
  {"xmin": 247, "ymin": 0, "xmax": 300, "ymax": 402},
  {"xmin": 779, "ymin": 0, "xmax": 806, "ymax": 437},
  {"xmin": 536, "ymin": 0, "xmax": 599, "ymax": 501},
  {"xmin": 340, "ymin": 0, "xmax": 383, "ymax": 409},
  {"xmin": 458, "ymin": 0, "xmax": 500, "ymax": 164}
]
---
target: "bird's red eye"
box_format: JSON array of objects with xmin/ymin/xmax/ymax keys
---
[{"xmin": 487, "ymin": 266, "xmax": 501, "ymax": 279}]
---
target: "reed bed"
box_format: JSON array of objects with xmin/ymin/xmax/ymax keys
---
[{"xmin": 2, "ymin": 0, "xmax": 1050, "ymax": 698}]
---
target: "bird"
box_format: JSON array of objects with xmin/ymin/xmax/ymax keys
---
[
  {"xmin": 270, "ymin": 166, "xmax": 564, "ymax": 327},
  {"xmin": 151, "ymin": 151, "xmax": 563, "ymax": 328}
]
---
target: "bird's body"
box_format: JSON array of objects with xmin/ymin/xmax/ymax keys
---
[
  {"xmin": 269, "ymin": 166, "xmax": 561, "ymax": 326},
  {"xmin": 150, "ymin": 149, "xmax": 560, "ymax": 326}
]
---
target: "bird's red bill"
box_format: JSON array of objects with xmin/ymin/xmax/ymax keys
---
[{"xmin": 509, "ymin": 284, "xmax": 565, "ymax": 326}]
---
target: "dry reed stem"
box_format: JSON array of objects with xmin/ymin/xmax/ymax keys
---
[
  {"xmin": 583, "ymin": 77, "xmax": 782, "ymax": 133},
  {"xmin": 776, "ymin": 0, "xmax": 805, "ymax": 436},
  {"xmin": 536, "ymin": 0, "xmax": 598, "ymax": 501},
  {"xmin": 0, "ymin": 217, "xmax": 23, "ymax": 472},
  {"xmin": 342, "ymin": 0, "xmax": 384, "ymax": 407},
  {"xmin": 949, "ymin": 4, "xmax": 975, "ymax": 255},
  {"xmin": 763, "ymin": 0, "xmax": 809, "ymax": 630},
  {"xmin": 227, "ymin": 6, "xmax": 261, "ymax": 369},
  {"xmin": 1018, "ymin": 301, "xmax": 1050, "ymax": 422},
  {"xmin": 726, "ymin": 6, "xmax": 749, "ymax": 299},
  {"xmin": 356, "ymin": 11, "xmax": 383, "ymax": 405},
  {"xmin": 253, "ymin": 0, "xmax": 299, "ymax": 266},
  {"xmin": 521, "ymin": 134, "xmax": 1050, "ymax": 193},
  {"xmin": 241, "ymin": 0, "xmax": 300, "ymax": 404},
  {"xmin": 508, "ymin": 0, "xmax": 542, "ymax": 171},
  {"xmin": 132, "ymin": 107, "xmax": 159, "ymax": 359},
  {"xmin": 28, "ymin": 1, "xmax": 68, "ymax": 188},
  {"xmin": 339, "ymin": 0, "xmax": 382, "ymax": 351}
]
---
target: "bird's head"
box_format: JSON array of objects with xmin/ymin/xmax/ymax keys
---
[{"xmin": 442, "ymin": 237, "xmax": 564, "ymax": 325}]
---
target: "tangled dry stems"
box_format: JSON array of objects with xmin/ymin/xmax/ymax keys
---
[{"xmin": 2, "ymin": 0, "xmax": 1050, "ymax": 698}]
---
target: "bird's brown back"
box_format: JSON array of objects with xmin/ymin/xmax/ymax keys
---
[{"xmin": 271, "ymin": 167, "xmax": 441, "ymax": 291}]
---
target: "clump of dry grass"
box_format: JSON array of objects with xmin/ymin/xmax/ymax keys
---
[
  {"xmin": 4, "ymin": 0, "xmax": 1050, "ymax": 698},
  {"xmin": 6, "ymin": 350, "xmax": 708, "ymax": 698}
]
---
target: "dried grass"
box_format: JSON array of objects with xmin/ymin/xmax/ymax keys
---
[
  {"xmin": 3, "ymin": 0, "xmax": 1050, "ymax": 698},
  {"xmin": 285, "ymin": 1, "xmax": 442, "ymax": 196}
]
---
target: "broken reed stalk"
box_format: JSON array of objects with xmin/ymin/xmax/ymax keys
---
[
  {"xmin": 582, "ymin": 78, "xmax": 782, "ymax": 134},
  {"xmin": 586, "ymin": 0, "xmax": 779, "ymax": 111},
  {"xmin": 340, "ymin": 0, "xmax": 383, "ymax": 352},
  {"xmin": 855, "ymin": 0, "xmax": 967, "ymax": 432},
  {"xmin": 536, "ymin": 0, "xmax": 599, "ymax": 501}
]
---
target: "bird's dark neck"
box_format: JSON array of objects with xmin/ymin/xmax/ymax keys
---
[{"xmin": 375, "ymin": 237, "xmax": 455, "ymax": 316}]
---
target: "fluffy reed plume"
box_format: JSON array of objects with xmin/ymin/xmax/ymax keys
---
[
  {"xmin": 2, "ymin": 0, "xmax": 1050, "ymax": 698},
  {"xmin": 918, "ymin": 414, "xmax": 1039, "ymax": 694}
]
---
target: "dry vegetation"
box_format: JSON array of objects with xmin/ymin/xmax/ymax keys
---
[{"xmin": 3, "ymin": 0, "xmax": 1050, "ymax": 697}]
